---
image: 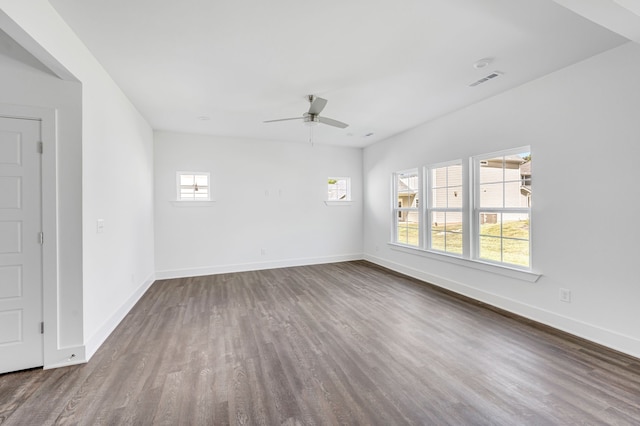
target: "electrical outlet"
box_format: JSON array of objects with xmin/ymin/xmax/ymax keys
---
[
  {"xmin": 560, "ymin": 288, "xmax": 572, "ymax": 303},
  {"xmin": 261, "ymin": 248, "xmax": 267, "ymax": 256},
  {"xmin": 96, "ymin": 219, "xmax": 104, "ymax": 234}
]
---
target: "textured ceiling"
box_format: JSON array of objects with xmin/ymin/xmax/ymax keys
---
[{"xmin": 49, "ymin": 0, "xmax": 627, "ymax": 147}]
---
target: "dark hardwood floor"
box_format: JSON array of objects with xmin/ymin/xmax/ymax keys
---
[{"xmin": 1, "ymin": 260, "xmax": 639, "ymax": 425}]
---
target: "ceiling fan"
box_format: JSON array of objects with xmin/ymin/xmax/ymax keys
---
[{"xmin": 264, "ymin": 95, "xmax": 349, "ymax": 129}]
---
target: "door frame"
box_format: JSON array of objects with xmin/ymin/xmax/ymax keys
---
[{"xmin": 0, "ymin": 104, "xmax": 65, "ymax": 368}]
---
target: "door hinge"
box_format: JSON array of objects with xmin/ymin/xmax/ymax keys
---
[
  {"xmin": 40, "ymin": 322, "xmax": 44, "ymax": 334},
  {"xmin": 38, "ymin": 232, "xmax": 44, "ymax": 245},
  {"xmin": 37, "ymin": 141, "xmax": 43, "ymax": 154}
]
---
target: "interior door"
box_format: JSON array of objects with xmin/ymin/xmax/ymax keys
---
[{"xmin": 0, "ymin": 116, "xmax": 43, "ymax": 374}]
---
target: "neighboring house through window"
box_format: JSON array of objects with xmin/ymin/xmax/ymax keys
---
[
  {"xmin": 474, "ymin": 149, "xmax": 531, "ymax": 268},
  {"xmin": 393, "ymin": 169, "xmax": 420, "ymax": 247},
  {"xmin": 427, "ymin": 161, "xmax": 463, "ymax": 255},
  {"xmin": 391, "ymin": 147, "xmax": 532, "ymax": 270}
]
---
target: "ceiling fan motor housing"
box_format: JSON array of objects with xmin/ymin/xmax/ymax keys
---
[{"xmin": 304, "ymin": 114, "xmax": 320, "ymax": 126}]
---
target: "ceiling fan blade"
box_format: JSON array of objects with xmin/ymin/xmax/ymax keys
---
[
  {"xmin": 308, "ymin": 96, "xmax": 327, "ymax": 115},
  {"xmin": 264, "ymin": 117, "xmax": 303, "ymax": 123},
  {"xmin": 319, "ymin": 116, "xmax": 349, "ymax": 129}
]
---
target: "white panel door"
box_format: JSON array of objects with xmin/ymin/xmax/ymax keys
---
[{"xmin": 0, "ymin": 116, "xmax": 43, "ymax": 373}]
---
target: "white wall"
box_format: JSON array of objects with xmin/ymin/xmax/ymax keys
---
[
  {"xmin": 363, "ymin": 42, "xmax": 640, "ymax": 358},
  {"xmin": 0, "ymin": 1, "xmax": 156, "ymax": 363},
  {"xmin": 155, "ymin": 131, "xmax": 363, "ymax": 278}
]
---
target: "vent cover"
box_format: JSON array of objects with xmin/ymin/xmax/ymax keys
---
[{"xmin": 469, "ymin": 71, "xmax": 503, "ymax": 87}]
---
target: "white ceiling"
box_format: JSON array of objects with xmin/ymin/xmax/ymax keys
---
[{"xmin": 48, "ymin": 0, "xmax": 628, "ymax": 148}]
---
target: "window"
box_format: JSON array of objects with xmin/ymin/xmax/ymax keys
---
[
  {"xmin": 390, "ymin": 146, "xmax": 532, "ymax": 272},
  {"xmin": 393, "ymin": 169, "xmax": 420, "ymax": 247},
  {"xmin": 427, "ymin": 162, "xmax": 463, "ymax": 255},
  {"xmin": 177, "ymin": 172, "xmax": 210, "ymax": 201},
  {"xmin": 474, "ymin": 150, "xmax": 531, "ymax": 268},
  {"xmin": 327, "ymin": 177, "xmax": 351, "ymax": 201}
]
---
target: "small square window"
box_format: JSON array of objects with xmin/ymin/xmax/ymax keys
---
[
  {"xmin": 327, "ymin": 177, "xmax": 351, "ymax": 201},
  {"xmin": 177, "ymin": 172, "xmax": 210, "ymax": 201}
]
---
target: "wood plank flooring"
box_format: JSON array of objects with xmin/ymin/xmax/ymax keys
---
[{"xmin": 1, "ymin": 260, "xmax": 639, "ymax": 425}]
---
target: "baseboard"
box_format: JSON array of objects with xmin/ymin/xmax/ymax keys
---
[
  {"xmin": 84, "ymin": 272, "xmax": 156, "ymax": 360},
  {"xmin": 364, "ymin": 253, "xmax": 640, "ymax": 359},
  {"xmin": 155, "ymin": 253, "xmax": 364, "ymax": 280}
]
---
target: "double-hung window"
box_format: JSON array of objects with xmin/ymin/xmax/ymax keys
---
[
  {"xmin": 393, "ymin": 169, "xmax": 420, "ymax": 247},
  {"xmin": 474, "ymin": 149, "xmax": 531, "ymax": 268},
  {"xmin": 426, "ymin": 161, "xmax": 463, "ymax": 255},
  {"xmin": 391, "ymin": 146, "xmax": 532, "ymax": 272}
]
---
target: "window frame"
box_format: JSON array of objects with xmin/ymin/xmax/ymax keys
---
[
  {"xmin": 471, "ymin": 147, "xmax": 532, "ymax": 269},
  {"xmin": 392, "ymin": 168, "xmax": 422, "ymax": 247},
  {"xmin": 176, "ymin": 171, "xmax": 211, "ymax": 202},
  {"xmin": 389, "ymin": 146, "xmax": 535, "ymax": 278},
  {"xmin": 327, "ymin": 177, "xmax": 352, "ymax": 202},
  {"xmin": 425, "ymin": 159, "xmax": 464, "ymax": 257}
]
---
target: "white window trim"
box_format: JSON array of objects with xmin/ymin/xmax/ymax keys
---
[
  {"xmin": 324, "ymin": 201, "xmax": 354, "ymax": 206},
  {"xmin": 388, "ymin": 242, "xmax": 541, "ymax": 282},
  {"xmin": 389, "ymin": 146, "xmax": 535, "ymax": 278},
  {"xmin": 425, "ymin": 159, "xmax": 464, "ymax": 257},
  {"xmin": 175, "ymin": 171, "xmax": 212, "ymax": 202},
  {"xmin": 471, "ymin": 146, "xmax": 531, "ymax": 269},
  {"xmin": 170, "ymin": 200, "xmax": 216, "ymax": 207},
  {"xmin": 391, "ymin": 168, "xmax": 422, "ymax": 247},
  {"xmin": 327, "ymin": 176, "xmax": 352, "ymax": 202}
]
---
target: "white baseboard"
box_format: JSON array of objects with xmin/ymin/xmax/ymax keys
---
[
  {"xmin": 155, "ymin": 253, "xmax": 364, "ymax": 280},
  {"xmin": 84, "ymin": 273, "xmax": 156, "ymax": 360},
  {"xmin": 364, "ymin": 254, "xmax": 640, "ymax": 359}
]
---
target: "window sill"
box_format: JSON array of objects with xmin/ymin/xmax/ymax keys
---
[
  {"xmin": 170, "ymin": 200, "xmax": 216, "ymax": 207},
  {"xmin": 324, "ymin": 201, "xmax": 353, "ymax": 206},
  {"xmin": 388, "ymin": 242, "xmax": 541, "ymax": 283}
]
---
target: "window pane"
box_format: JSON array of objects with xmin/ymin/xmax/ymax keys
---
[
  {"xmin": 180, "ymin": 175, "xmax": 194, "ymax": 186},
  {"xmin": 432, "ymin": 211, "xmax": 445, "ymax": 227},
  {"xmin": 445, "ymin": 212, "xmax": 463, "ymax": 231},
  {"xmin": 397, "ymin": 172, "xmax": 418, "ymax": 195},
  {"xmin": 178, "ymin": 173, "xmax": 210, "ymax": 201},
  {"xmin": 479, "ymin": 157, "xmax": 503, "ymax": 184},
  {"xmin": 433, "ymin": 187, "xmax": 447, "ymax": 208},
  {"xmin": 448, "ymin": 186, "xmax": 462, "ymax": 208},
  {"xmin": 503, "ymin": 239, "xmax": 530, "ymax": 267},
  {"xmin": 431, "ymin": 212, "xmax": 462, "ymax": 254},
  {"xmin": 397, "ymin": 225, "xmax": 409, "ymax": 244},
  {"xmin": 445, "ymin": 232, "xmax": 463, "ymax": 255},
  {"xmin": 479, "ymin": 235, "xmax": 502, "ymax": 263},
  {"xmin": 448, "ymin": 164, "xmax": 463, "ymax": 186},
  {"xmin": 502, "ymin": 214, "xmax": 528, "ymax": 238},
  {"xmin": 195, "ymin": 175, "xmax": 208, "ymax": 186},
  {"xmin": 397, "ymin": 214, "xmax": 419, "ymax": 246},
  {"xmin": 479, "ymin": 212, "xmax": 501, "ymax": 236},
  {"xmin": 431, "ymin": 231, "xmax": 445, "ymax": 251},
  {"xmin": 328, "ymin": 177, "xmax": 350, "ymax": 201},
  {"xmin": 504, "ymin": 181, "xmax": 526, "ymax": 208},
  {"xmin": 431, "ymin": 168, "xmax": 446, "ymax": 188},
  {"xmin": 480, "ymin": 183, "xmax": 503, "ymax": 208}
]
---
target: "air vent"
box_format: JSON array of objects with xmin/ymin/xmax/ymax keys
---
[{"xmin": 469, "ymin": 71, "xmax": 503, "ymax": 87}]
